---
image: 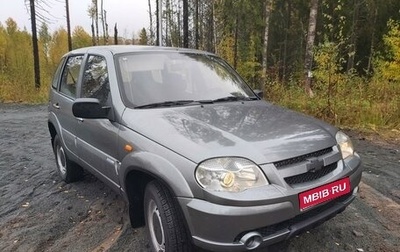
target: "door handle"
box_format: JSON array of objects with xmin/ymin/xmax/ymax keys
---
[
  {"xmin": 52, "ymin": 103, "xmax": 60, "ymax": 109},
  {"xmin": 76, "ymin": 118, "xmax": 84, "ymax": 122}
]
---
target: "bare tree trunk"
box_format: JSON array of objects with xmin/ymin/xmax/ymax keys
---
[
  {"xmin": 165, "ymin": 0, "xmax": 169, "ymax": 47},
  {"xmin": 347, "ymin": 0, "xmax": 359, "ymax": 73},
  {"xmin": 304, "ymin": 0, "xmax": 319, "ymax": 97},
  {"xmin": 104, "ymin": 10, "xmax": 109, "ymax": 45},
  {"xmin": 93, "ymin": 0, "xmax": 99, "ymax": 45},
  {"xmin": 166, "ymin": 0, "xmax": 173, "ymax": 46},
  {"xmin": 178, "ymin": 10, "xmax": 181, "ymax": 47},
  {"xmin": 183, "ymin": 0, "xmax": 189, "ymax": 48},
  {"xmin": 204, "ymin": 2, "xmax": 214, "ymax": 52},
  {"xmin": 91, "ymin": 18, "xmax": 96, "ymax": 45},
  {"xmin": 65, "ymin": 0, "xmax": 72, "ymax": 51},
  {"xmin": 101, "ymin": 0, "xmax": 106, "ymax": 45},
  {"xmin": 212, "ymin": 2, "xmax": 217, "ymax": 53},
  {"xmin": 114, "ymin": 23, "xmax": 118, "ymax": 45},
  {"xmin": 233, "ymin": 15, "xmax": 238, "ymax": 69},
  {"xmin": 261, "ymin": 0, "xmax": 273, "ymax": 89},
  {"xmin": 199, "ymin": 2, "xmax": 204, "ymax": 50},
  {"xmin": 29, "ymin": 0, "xmax": 41, "ymax": 88},
  {"xmin": 282, "ymin": 0, "xmax": 291, "ymax": 82},
  {"xmin": 367, "ymin": 8, "xmax": 377, "ymax": 75},
  {"xmin": 156, "ymin": 0, "xmax": 162, "ymax": 46},
  {"xmin": 148, "ymin": 0, "xmax": 154, "ymax": 44},
  {"xmin": 195, "ymin": 0, "xmax": 199, "ymax": 49}
]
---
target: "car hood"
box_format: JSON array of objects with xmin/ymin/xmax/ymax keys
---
[{"xmin": 121, "ymin": 101, "xmax": 338, "ymax": 164}]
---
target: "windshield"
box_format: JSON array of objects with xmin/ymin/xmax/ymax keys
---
[{"xmin": 115, "ymin": 52, "xmax": 257, "ymax": 108}]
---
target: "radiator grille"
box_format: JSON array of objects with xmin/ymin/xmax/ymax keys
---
[
  {"xmin": 274, "ymin": 147, "xmax": 333, "ymax": 168},
  {"xmin": 284, "ymin": 163, "xmax": 337, "ymax": 185}
]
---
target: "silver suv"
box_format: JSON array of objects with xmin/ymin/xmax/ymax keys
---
[{"xmin": 48, "ymin": 46, "xmax": 362, "ymax": 251}]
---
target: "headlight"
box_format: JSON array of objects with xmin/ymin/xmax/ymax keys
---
[
  {"xmin": 195, "ymin": 157, "xmax": 269, "ymax": 192},
  {"xmin": 336, "ymin": 131, "xmax": 354, "ymax": 159}
]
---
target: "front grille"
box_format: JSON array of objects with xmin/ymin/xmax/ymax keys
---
[
  {"xmin": 284, "ymin": 163, "xmax": 337, "ymax": 185},
  {"xmin": 234, "ymin": 193, "xmax": 352, "ymax": 242},
  {"xmin": 274, "ymin": 147, "xmax": 333, "ymax": 168}
]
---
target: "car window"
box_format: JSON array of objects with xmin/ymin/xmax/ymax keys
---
[
  {"xmin": 60, "ymin": 55, "xmax": 84, "ymax": 98},
  {"xmin": 52, "ymin": 57, "xmax": 66, "ymax": 89},
  {"xmin": 82, "ymin": 55, "xmax": 110, "ymax": 105},
  {"xmin": 116, "ymin": 52, "xmax": 255, "ymax": 107}
]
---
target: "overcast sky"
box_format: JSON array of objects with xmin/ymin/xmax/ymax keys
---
[{"xmin": 0, "ymin": 0, "xmax": 150, "ymax": 37}]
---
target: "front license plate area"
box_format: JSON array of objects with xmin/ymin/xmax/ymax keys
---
[{"xmin": 299, "ymin": 177, "xmax": 350, "ymax": 211}]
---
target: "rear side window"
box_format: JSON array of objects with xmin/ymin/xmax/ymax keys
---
[
  {"xmin": 81, "ymin": 55, "xmax": 110, "ymax": 105},
  {"xmin": 60, "ymin": 55, "xmax": 84, "ymax": 98}
]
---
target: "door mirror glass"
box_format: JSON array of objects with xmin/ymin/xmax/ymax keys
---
[{"xmin": 72, "ymin": 98, "xmax": 108, "ymax": 119}]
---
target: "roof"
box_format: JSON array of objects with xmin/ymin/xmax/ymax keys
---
[{"xmin": 65, "ymin": 45, "xmax": 213, "ymax": 56}]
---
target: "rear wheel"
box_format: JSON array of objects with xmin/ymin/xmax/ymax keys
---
[
  {"xmin": 144, "ymin": 180, "xmax": 192, "ymax": 252},
  {"xmin": 53, "ymin": 134, "xmax": 83, "ymax": 183}
]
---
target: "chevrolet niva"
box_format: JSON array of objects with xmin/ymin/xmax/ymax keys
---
[{"xmin": 48, "ymin": 46, "xmax": 362, "ymax": 251}]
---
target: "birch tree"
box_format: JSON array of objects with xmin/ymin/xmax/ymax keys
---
[
  {"xmin": 261, "ymin": 0, "xmax": 273, "ymax": 87},
  {"xmin": 304, "ymin": 0, "xmax": 319, "ymax": 97}
]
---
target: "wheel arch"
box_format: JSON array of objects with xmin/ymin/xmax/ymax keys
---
[
  {"xmin": 120, "ymin": 152, "xmax": 194, "ymax": 228},
  {"xmin": 48, "ymin": 121, "xmax": 57, "ymax": 147}
]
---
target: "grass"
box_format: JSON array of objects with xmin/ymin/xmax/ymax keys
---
[
  {"xmin": 264, "ymin": 77, "xmax": 400, "ymax": 131},
  {"xmin": 0, "ymin": 76, "xmax": 50, "ymax": 104}
]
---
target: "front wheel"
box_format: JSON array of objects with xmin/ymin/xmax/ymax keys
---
[
  {"xmin": 53, "ymin": 135, "xmax": 83, "ymax": 183},
  {"xmin": 144, "ymin": 181, "xmax": 192, "ymax": 252}
]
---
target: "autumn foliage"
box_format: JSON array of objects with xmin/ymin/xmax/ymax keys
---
[{"xmin": 0, "ymin": 9, "xmax": 399, "ymax": 129}]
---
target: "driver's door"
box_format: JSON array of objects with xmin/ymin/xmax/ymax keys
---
[{"xmin": 75, "ymin": 54, "xmax": 120, "ymax": 189}]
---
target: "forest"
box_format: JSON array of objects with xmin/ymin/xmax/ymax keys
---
[{"xmin": 0, "ymin": 0, "xmax": 399, "ymax": 129}]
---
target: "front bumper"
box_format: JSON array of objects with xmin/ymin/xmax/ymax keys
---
[{"xmin": 178, "ymin": 156, "xmax": 362, "ymax": 251}]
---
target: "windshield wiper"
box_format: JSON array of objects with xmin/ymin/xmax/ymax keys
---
[
  {"xmin": 248, "ymin": 96, "xmax": 259, "ymax": 100},
  {"xmin": 134, "ymin": 100, "xmax": 195, "ymax": 109},
  {"xmin": 212, "ymin": 96, "xmax": 252, "ymax": 103}
]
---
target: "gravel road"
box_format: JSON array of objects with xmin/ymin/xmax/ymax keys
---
[{"xmin": 0, "ymin": 104, "xmax": 399, "ymax": 252}]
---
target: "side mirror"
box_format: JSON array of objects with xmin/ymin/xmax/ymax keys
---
[
  {"xmin": 72, "ymin": 98, "xmax": 108, "ymax": 119},
  {"xmin": 253, "ymin": 89, "xmax": 263, "ymax": 98}
]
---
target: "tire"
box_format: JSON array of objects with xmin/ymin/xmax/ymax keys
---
[
  {"xmin": 53, "ymin": 134, "xmax": 83, "ymax": 183},
  {"xmin": 144, "ymin": 180, "xmax": 192, "ymax": 252}
]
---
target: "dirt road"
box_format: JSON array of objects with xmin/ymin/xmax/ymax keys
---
[{"xmin": 0, "ymin": 104, "xmax": 399, "ymax": 252}]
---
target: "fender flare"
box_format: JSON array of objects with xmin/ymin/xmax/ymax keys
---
[
  {"xmin": 119, "ymin": 151, "xmax": 194, "ymax": 198},
  {"xmin": 48, "ymin": 111, "xmax": 62, "ymax": 136}
]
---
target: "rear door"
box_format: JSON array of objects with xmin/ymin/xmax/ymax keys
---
[
  {"xmin": 50, "ymin": 55, "xmax": 85, "ymax": 159},
  {"xmin": 75, "ymin": 54, "xmax": 120, "ymax": 190}
]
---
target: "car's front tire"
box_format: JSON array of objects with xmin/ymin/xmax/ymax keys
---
[
  {"xmin": 53, "ymin": 134, "xmax": 83, "ymax": 183},
  {"xmin": 144, "ymin": 180, "xmax": 192, "ymax": 252}
]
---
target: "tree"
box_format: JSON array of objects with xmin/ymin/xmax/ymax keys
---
[
  {"xmin": 183, "ymin": 0, "xmax": 188, "ymax": 48},
  {"xmin": 88, "ymin": 1, "xmax": 98, "ymax": 45},
  {"xmin": 156, "ymin": 0, "xmax": 161, "ymax": 45},
  {"xmin": 72, "ymin": 26, "xmax": 92, "ymax": 49},
  {"xmin": 94, "ymin": 0, "xmax": 99, "ymax": 45},
  {"xmin": 38, "ymin": 22, "xmax": 51, "ymax": 57},
  {"xmin": 29, "ymin": 0, "xmax": 41, "ymax": 88},
  {"xmin": 100, "ymin": 0, "xmax": 106, "ymax": 44},
  {"xmin": 49, "ymin": 28, "xmax": 68, "ymax": 69},
  {"xmin": 139, "ymin": 28, "xmax": 149, "ymax": 45},
  {"xmin": 304, "ymin": 0, "xmax": 319, "ymax": 97},
  {"xmin": 378, "ymin": 19, "xmax": 400, "ymax": 81},
  {"xmin": 114, "ymin": 23, "xmax": 118, "ymax": 45},
  {"xmin": 66, "ymin": 0, "xmax": 72, "ymax": 51},
  {"xmin": 148, "ymin": 0, "xmax": 154, "ymax": 44},
  {"xmin": 261, "ymin": 0, "xmax": 273, "ymax": 85}
]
